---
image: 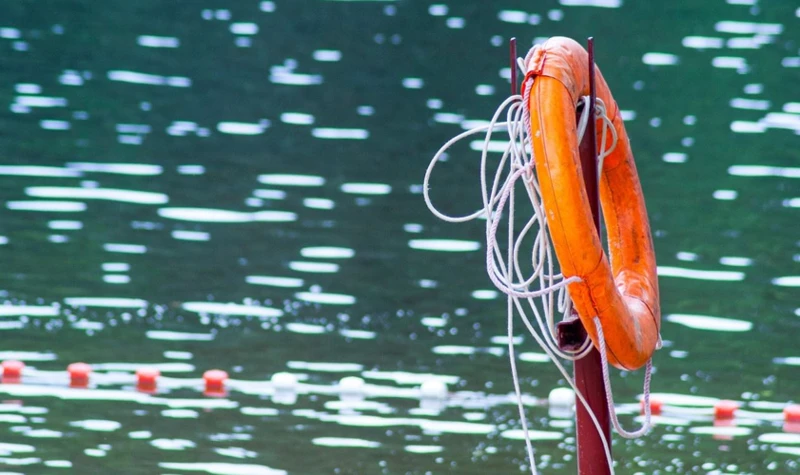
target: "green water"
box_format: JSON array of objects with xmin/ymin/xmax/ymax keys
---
[{"xmin": 0, "ymin": 0, "xmax": 798, "ymax": 473}]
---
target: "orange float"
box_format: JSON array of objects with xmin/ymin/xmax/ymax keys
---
[{"xmin": 523, "ymin": 37, "xmax": 660, "ymax": 370}]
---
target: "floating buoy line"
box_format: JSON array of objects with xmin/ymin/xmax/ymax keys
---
[{"xmin": 2, "ymin": 358, "xmax": 798, "ymax": 434}]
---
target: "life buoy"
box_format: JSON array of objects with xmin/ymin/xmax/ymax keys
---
[{"xmin": 523, "ymin": 37, "xmax": 660, "ymax": 371}]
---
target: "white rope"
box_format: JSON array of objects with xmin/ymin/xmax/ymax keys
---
[
  {"xmin": 577, "ymin": 96, "xmax": 618, "ymax": 184},
  {"xmin": 593, "ymin": 316, "xmax": 654, "ymax": 438},
  {"xmin": 423, "ymin": 50, "xmax": 653, "ymax": 475}
]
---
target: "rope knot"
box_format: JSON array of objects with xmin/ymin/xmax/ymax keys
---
[{"xmin": 518, "ymin": 159, "xmax": 536, "ymax": 180}]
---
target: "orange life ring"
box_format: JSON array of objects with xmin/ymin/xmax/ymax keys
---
[{"xmin": 523, "ymin": 37, "xmax": 660, "ymax": 371}]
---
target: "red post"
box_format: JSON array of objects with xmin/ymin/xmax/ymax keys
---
[
  {"xmin": 573, "ymin": 37, "xmax": 612, "ymax": 475},
  {"xmin": 510, "ymin": 37, "xmax": 518, "ymax": 96},
  {"xmin": 520, "ymin": 35, "xmax": 610, "ymax": 472}
]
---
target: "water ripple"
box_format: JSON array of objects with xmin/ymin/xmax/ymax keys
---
[
  {"xmin": 656, "ymin": 266, "xmax": 745, "ymax": 281},
  {"xmin": 158, "ymin": 208, "xmax": 296, "ymax": 223},
  {"xmin": 181, "ymin": 302, "xmax": 283, "ymax": 318},
  {"xmin": 25, "ymin": 187, "xmax": 168, "ymax": 205},
  {"xmin": 666, "ymin": 313, "xmax": 753, "ymax": 332}
]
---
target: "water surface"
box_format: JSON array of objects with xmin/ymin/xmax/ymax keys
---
[{"xmin": 0, "ymin": 0, "xmax": 799, "ymax": 473}]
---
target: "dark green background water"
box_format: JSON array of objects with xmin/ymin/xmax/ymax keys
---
[{"xmin": 0, "ymin": 0, "xmax": 798, "ymax": 473}]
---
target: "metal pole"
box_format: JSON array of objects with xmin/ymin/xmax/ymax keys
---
[
  {"xmin": 519, "ymin": 35, "xmax": 611, "ymax": 473},
  {"xmin": 510, "ymin": 37, "xmax": 518, "ymax": 96},
  {"xmin": 584, "ymin": 37, "xmax": 600, "ymax": 228},
  {"xmin": 573, "ymin": 37, "xmax": 611, "ymax": 475}
]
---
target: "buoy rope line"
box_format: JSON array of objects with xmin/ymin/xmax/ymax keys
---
[{"xmin": 423, "ymin": 53, "xmax": 652, "ymax": 474}]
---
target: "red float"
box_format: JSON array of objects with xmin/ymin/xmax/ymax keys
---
[
  {"xmin": 68, "ymin": 362, "xmax": 92, "ymax": 388},
  {"xmin": 136, "ymin": 367, "xmax": 160, "ymax": 393},
  {"xmin": 1, "ymin": 360, "xmax": 24, "ymax": 383},
  {"xmin": 714, "ymin": 400, "xmax": 738, "ymax": 420},
  {"xmin": 203, "ymin": 369, "xmax": 228, "ymax": 397},
  {"xmin": 640, "ymin": 397, "xmax": 663, "ymax": 416}
]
